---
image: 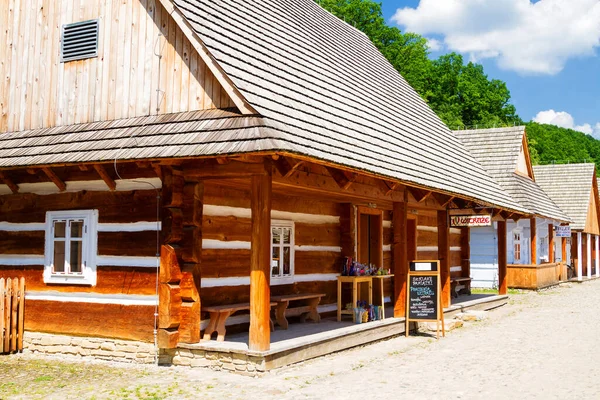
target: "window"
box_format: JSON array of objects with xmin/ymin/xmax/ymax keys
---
[
  {"xmin": 61, "ymin": 19, "xmax": 99, "ymax": 62},
  {"xmin": 271, "ymin": 221, "xmax": 294, "ymax": 283},
  {"xmin": 513, "ymin": 232, "xmax": 521, "ymax": 261},
  {"xmin": 44, "ymin": 210, "xmax": 98, "ymax": 285}
]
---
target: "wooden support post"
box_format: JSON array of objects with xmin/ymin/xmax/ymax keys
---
[
  {"xmin": 437, "ymin": 210, "xmax": 450, "ymax": 308},
  {"xmin": 158, "ymin": 166, "xmax": 185, "ymax": 348},
  {"xmin": 577, "ymin": 232, "xmax": 583, "ymax": 280},
  {"xmin": 530, "ymin": 218, "xmax": 537, "ymax": 264},
  {"xmin": 548, "ymin": 224, "xmax": 554, "ymax": 263},
  {"xmin": 561, "ymin": 237, "xmax": 567, "ymax": 264},
  {"xmin": 498, "ymin": 220, "xmax": 508, "ymax": 295},
  {"xmin": 249, "ymin": 164, "xmax": 272, "ymax": 351},
  {"xmin": 596, "ymin": 236, "xmax": 599, "ymax": 278},
  {"xmin": 461, "ymin": 227, "xmax": 471, "ymax": 277},
  {"xmin": 587, "ymin": 233, "xmax": 592, "ymax": 279},
  {"xmin": 340, "ymin": 203, "xmax": 356, "ymax": 259},
  {"xmin": 392, "ymin": 200, "xmax": 408, "ymax": 317},
  {"xmin": 178, "ymin": 182, "xmax": 203, "ymax": 343}
]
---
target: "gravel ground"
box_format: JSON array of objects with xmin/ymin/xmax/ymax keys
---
[{"xmin": 2, "ymin": 280, "xmax": 599, "ymax": 399}]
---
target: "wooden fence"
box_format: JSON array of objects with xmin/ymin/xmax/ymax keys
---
[{"xmin": 1, "ymin": 277, "xmax": 25, "ymax": 354}]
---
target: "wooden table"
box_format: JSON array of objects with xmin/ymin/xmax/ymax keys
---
[
  {"xmin": 372, "ymin": 274, "xmax": 394, "ymax": 319},
  {"xmin": 202, "ymin": 302, "xmax": 276, "ymax": 342},
  {"xmin": 271, "ymin": 293, "xmax": 325, "ymax": 329},
  {"xmin": 337, "ymin": 276, "xmax": 372, "ymax": 321}
]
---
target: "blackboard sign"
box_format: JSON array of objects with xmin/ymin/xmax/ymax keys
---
[
  {"xmin": 406, "ymin": 260, "xmax": 445, "ymax": 339},
  {"xmin": 408, "ymin": 274, "xmax": 438, "ymax": 320}
]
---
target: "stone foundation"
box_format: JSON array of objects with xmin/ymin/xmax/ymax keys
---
[
  {"xmin": 23, "ymin": 331, "xmax": 156, "ymax": 364},
  {"xmin": 160, "ymin": 347, "xmax": 266, "ymax": 376}
]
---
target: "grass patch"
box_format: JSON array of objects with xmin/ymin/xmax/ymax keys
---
[
  {"xmin": 470, "ymin": 288, "xmax": 523, "ymax": 295},
  {"xmin": 34, "ymin": 375, "xmax": 53, "ymax": 382}
]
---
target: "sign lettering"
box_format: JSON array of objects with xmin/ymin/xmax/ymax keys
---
[{"xmin": 450, "ymin": 215, "xmax": 492, "ymax": 227}]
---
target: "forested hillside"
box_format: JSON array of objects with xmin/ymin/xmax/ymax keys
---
[
  {"xmin": 317, "ymin": 0, "xmax": 600, "ymax": 169},
  {"xmin": 526, "ymin": 123, "xmax": 600, "ymax": 168}
]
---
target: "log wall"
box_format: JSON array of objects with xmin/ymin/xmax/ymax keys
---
[
  {"xmin": 0, "ymin": 0, "xmax": 234, "ymax": 133},
  {"xmin": 0, "ymin": 188, "xmax": 160, "ymax": 342}
]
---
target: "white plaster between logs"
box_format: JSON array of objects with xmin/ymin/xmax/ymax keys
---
[
  {"xmin": 96, "ymin": 255, "xmax": 158, "ymax": 268},
  {"xmin": 203, "ymin": 205, "xmax": 339, "ymax": 224},
  {"xmin": 0, "ymin": 178, "xmax": 161, "ymax": 196},
  {"xmin": 25, "ymin": 291, "xmax": 158, "ymax": 306},
  {"xmin": 0, "ymin": 254, "xmax": 44, "ymax": 265}
]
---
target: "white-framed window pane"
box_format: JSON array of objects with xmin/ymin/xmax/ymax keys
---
[
  {"xmin": 71, "ymin": 220, "xmax": 84, "ymax": 238},
  {"xmin": 283, "ymin": 228, "xmax": 291, "ymax": 244},
  {"xmin": 53, "ymin": 241, "xmax": 66, "ymax": 273},
  {"xmin": 272, "ymin": 246, "xmax": 280, "ymax": 276},
  {"xmin": 272, "ymin": 227, "xmax": 281, "ymax": 245},
  {"xmin": 70, "ymin": 240, "xmax": 83, "ymax": 273},
  {"xmin": 54, "ymin": 221, "xmax": 66, "ymax": 238},
  {"xmin": 283, "ymin": 246, "xmax": 291, "ymax": 275}
]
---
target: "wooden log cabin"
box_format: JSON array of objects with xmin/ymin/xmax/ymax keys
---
[
  {"xmin": 455, "ymin": 127, "xmax": 572, "ymax": 290},
  {"xmin": 0, "ymin": 0, "xmax": 528, "ymax": 356},
  {"xmin": 533, "ymin": 164, "xmax": 600, "ymax": 281}
]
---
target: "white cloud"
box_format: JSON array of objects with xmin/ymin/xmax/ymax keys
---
[
  {"xmin": 426, "ymin": 38, "xmax": 443, "ymax": 52},
  {"xmin": 532, "ymin": 109, "xmax": 600, "ymax": 138},
  {"xmin": 391, "ymin": 0, "xmax": 600, "ymax": 75}
]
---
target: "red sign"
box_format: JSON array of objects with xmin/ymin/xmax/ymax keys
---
[{"xmin": 450, "ymin": 215, "xmax": 492, "ymax": 227}]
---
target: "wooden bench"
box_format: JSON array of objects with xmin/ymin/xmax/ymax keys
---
[
  {"xmin": 202, "ymin": 302, "xmax": 276, "ymax": 342},
  {"xmin": 450, "ymin": 277, "xmax": 472, "ymax": 298},
  {"xmin": 271, "ymin": 293, "xmax": 325, "ymax": 330}
]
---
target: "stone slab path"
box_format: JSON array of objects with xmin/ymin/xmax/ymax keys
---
[{"xmin": 2, "ymin": 280, "xmax": 599, "ymax": 399}]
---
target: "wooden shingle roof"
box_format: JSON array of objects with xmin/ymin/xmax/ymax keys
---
[
  {"xmin": 533, "ymin": 163, "xmax": 596, "ymax": 230},
  {"xmin": 0, "ymin": 109, "xmax": 274, "ymax": 167},
  {"xmin": 455, "ymin": 126, "xmax": 570, "ymax": 222},
  {"xmin": 168, "ymin": 0, "xmax": 526, "ymax": 212}
]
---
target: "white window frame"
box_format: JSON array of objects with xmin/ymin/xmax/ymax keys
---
[
  {"xmin": 270, "ymin": 220, "xmax": 295, "ymax": 285},
  {"xmin": 43, "ymin": 210, "xmax": 98, "ymax": 285}
]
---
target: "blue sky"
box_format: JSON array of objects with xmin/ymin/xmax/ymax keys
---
[{"xmin": 380, "ymin": 0, "xmax": 600, "ymax": 136}]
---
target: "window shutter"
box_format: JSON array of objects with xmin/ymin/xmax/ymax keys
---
[{"xmin": 61, "ymin": 19, "xmax": 99, "ymax": 62}]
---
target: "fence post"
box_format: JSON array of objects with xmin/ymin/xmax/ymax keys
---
[{"xmin": 18, "ymin": 277, "xmax": 24, "ymax": 351}]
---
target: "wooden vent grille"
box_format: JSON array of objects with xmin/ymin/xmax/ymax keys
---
[{"xmin": 61, "ymin": 19, "xmax": 99, "ymax": 62}]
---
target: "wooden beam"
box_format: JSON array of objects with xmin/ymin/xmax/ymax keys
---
[
  {"xmin": 498, "ymin": 220, "xmax": 507, "ymax": 295},
  {"xmin": 407, "ymin": 186, "xmax": 432, "ymax": 203},
  {"xmin": 437, "ymin": 209, "xmax": 451, "ymax": 308},
  {"xmin": 78, "ymin": 165, "xmax": 89, "ymax": 172},
  {"xmin": 185, "ymin": 160, "xmax": 270, "ymax": 179},
  {"xmin": 325, "ymin": 166, "xmax": 354, "ymax": 190},
  {"xmin": 216, "ymin": 157, "xmax": 230, "ymax": 165},
  {"xmin": 249, "ymin": 162, "xmax": 272, "ymax": 351},
  {"xmin": 530, "ymin": 218, "xmax": 537, "ymax": 264},
  {"xmin": 26, "ymin": 168, "xmax": 37, "ymax": 175},
  {"xmin": 384, "ymin": 181, "xmax": 403, "ymax": 196},
  {"xmin": 432, "ymin": 193, "xmax": 455, "ymax": 208},
  {"xmin": 273, "ymin": 156, "xmax": 293, "ymax": 178},
  {"xmin": 93, "ymin": 164, "xmax": 117, "ymax": 191},
  {"xmin": 41, "ymin": 167, "xmax": 66, "ymax": 192},
  {"xmin": 136, "ymin": 161, "xmax": 151, "ymax": 169},
  {"xmin": 0, "ymin": 171, "xmax": 19, "ymax": 194},
  {"xmin": 393, "ymin": 199, "xmax": 408, "ymax": 317},
  {"xmin": 151, "ymin": 163, "xmax": 162, "ymax": 180}
]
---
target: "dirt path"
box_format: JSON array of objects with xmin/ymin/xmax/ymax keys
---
[{"xmin": 1, "ymin": 281, "xmax": 597, "ymax": 399}]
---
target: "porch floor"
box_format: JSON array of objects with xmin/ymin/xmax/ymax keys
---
[{"xmin": 174, "ymin": 294, "xmax": 509, "ymax": 371}]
